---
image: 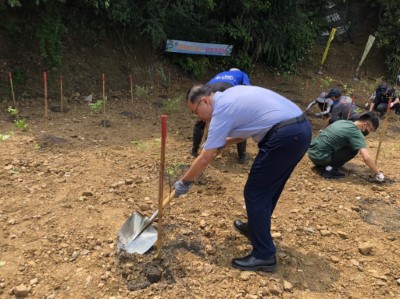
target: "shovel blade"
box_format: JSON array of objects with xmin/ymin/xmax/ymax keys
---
[{"xmin": 116, "ymin": 211, "xmax": 158, "ymax": 254}]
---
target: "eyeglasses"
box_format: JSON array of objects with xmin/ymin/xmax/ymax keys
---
[
  {"xmin": 364, "ymin": 121, "xmax": 374, "ymax": 133},
  {"xmin": 192, "ymin": 100, "xmax": 202, "ymax": 115}
]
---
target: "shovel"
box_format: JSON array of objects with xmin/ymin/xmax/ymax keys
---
[{"xmin": 116, "ymin": 190, "xmax": 175, "ymax": 254}]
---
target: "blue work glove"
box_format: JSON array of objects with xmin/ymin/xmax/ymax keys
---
[{"xmin": 174, "ymin": 180, "xmax": 193, "ymax": 198}]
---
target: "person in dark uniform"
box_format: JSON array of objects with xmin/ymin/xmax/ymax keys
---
[
  {"xmin": 369, "ymin": 84, "xmax": 400, "ymax": 117},
  {"xmin": 189, "ymin": 68, "xmax": 251, "ymax": 164},
  {"xmin": 175, "ymin": 84, "xmax": 312, "ymax": 272}
]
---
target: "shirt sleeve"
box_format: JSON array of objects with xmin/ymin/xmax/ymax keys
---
[
  {"xmin": 203, "ymin": 115, "xmax": 234, "ymax": 150},
  {"xmin": 306, "ymin": 101, "xmax": 316, "ymax": 110},
  {"xmin": 321, "ymin": 101, "xmax": 332, "ymax": 115},
  {"xmin": 349, "ymin": 128, "xmax": 366, "ymax": 150},
  {"xmin": 242, "ymin": 73, "xmax": 251, "ymax": 85}
]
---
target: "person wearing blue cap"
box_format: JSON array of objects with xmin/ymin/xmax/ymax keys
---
[
  {"xmin": 174, "ymin": 84, "xmax": 312, "ymax": 272},
  {"xmin": 189, "ymin": 68, "xmax": 251, "ymax": 164},
  {"xmin": 305, "ymin": 87, "xmax": 342, "ymax": 117},
  {"xmin": 369, "ymin": 84, "xmax": 400, "ymax": 117}
]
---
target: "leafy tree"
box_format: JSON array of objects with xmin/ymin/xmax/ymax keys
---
[
  {"xmin": 370, "ymin": 0, "xmax": 400, "ymax": 76},
  {"xmin": 3, "ymin": 0, "xmax": 398, "ymax": 77}
]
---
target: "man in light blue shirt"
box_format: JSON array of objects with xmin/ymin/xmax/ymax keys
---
[
  {"xmin": 189, "ymin": 68, "xmax": 251, "ymax": 164},
  {"xmin": 174, "ymin": 84, "xmax": 312, "ymax": 272}
]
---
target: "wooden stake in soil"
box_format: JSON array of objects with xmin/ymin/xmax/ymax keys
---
[
  {"xmin": 129, "ymin": 74, "xmax": 134, "ymax": 103},
  {"xmin": 320, "ymin": 99, "xmax": 327, "ymax": 130},
  {"xmin": 375, "ymin": 98, "xmax": 392, "ymax": 165},
  {"xmin": 346, "ymin": 96, "xmax": 355, "ymax": 120},
  {"xmin": 43, "ymin": 71, "xmax": 48, "ymax": 131},
  {"xmin": 60, "ymin": 74, "xmax": 64, "ymax": 113},
  {"xmin": 102, "ymin": 73, "xmax": 106, "ymax": 117},
  {"xmin": 8, "ymin": 72, "xmax": 16, "ymax": 107},
  {"xmin": 157, "ymin": 115, "xmax": 167, "ymax": 258}
]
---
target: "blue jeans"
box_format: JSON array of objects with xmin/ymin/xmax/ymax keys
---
[{"xmin": 243, "ymin": 119, "xmax": 312, "ymax": 259}]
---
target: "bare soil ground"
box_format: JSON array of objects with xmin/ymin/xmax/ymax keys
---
[{"xmin": 1, "ymin": 41, "xmax": 400, "ymax": 299}]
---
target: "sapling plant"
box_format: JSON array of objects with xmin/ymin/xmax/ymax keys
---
[
  {"xmin": 135, "ymin": 85, "xmax": 148, "ymax": 98},
  {"xmin": 165, "ymin": 160, "xmax": 186, "ymax": 187},
  {"xmin": 162, "ymin": 96, "xmax": 182, "ymax": 114},
  {"xmin": 89, "ymin": 100, "xmax": 104, "ymax": 115},
  {"xmin": 14, "ymin": 119, "xmax": 28, "ymax": 131},
  {"xmin": 7, "ymin": 106, "xmax": 19, "ymax": 118},
  {"xmin": 0, "ymin": 132, "xmax": 12, "ymax": 141},
  {"xmin": 131, "ymin": 139, "xmax": 147, "ymax": 150},
  {"xmin": 319, "ymin": 76, "xmax": 333, "ymax": 89}
]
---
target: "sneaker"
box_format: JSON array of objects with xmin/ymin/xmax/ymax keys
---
[
  {"xmin": 322, "ymin": 166, "xmax": 345, "ymax": 179},
  {"xmin": 189, "ymin": 148, "xmax": 199, "ymax": 157}
]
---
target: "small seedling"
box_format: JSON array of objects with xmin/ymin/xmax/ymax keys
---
[
  {"xmin": 14, "ymin": 119, "xmax": 28, "ymax": 131},
  {"xmin": 319, "ymin": 76, "xmax": 333, "ymax": 89},
  {"xmin": 131, "ymin": 139, "xmax": 147, "ymax": 150},
  {"xmin": 89, "ymin": 100, "xmax": 104, "ymax": 115},
  {"xmin": 0, "ymin": 133, "xmax": 11, "ymax": 141},
  {"xmin": 166, "ymin": 161, "xmax": 186, "ymax": 186},
  {"xmin": 166, "ymin": 161, "xmax": 185, "ymax": 178},
  {"xmin": 342, "ymin": 83, "xmax": 354, "ymax": 96},
  {"xmin": 135, "ymin": 85, "xmax": 148, "ymax": 98},
  {"xmin": 7, "ymin": 106, "xmax": 19, "ymax": 117},
  {"xmin": 158, "ymin": 67, "xmax": 167, "ymax": 87},
  {"xmin": 162, "ymin": 96, "xmax": 182, "ymax": 114},
  {"xmin": 34, "ymin": 143, "xmax": 41, "ymax": 150}
]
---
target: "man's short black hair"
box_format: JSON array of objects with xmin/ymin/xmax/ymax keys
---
[
  {"xmin": 186, "ymin": 84, "xmax": 212, "ymax": 104},
  {"xmin": 359, "ymin": 111, "xmax": 380, "ymax": 130}
]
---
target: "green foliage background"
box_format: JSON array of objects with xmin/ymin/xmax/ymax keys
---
[
  {"xmin": 369, "ymin": 0, "xmax": 400, "ymax": 76},
  {"xmin": 1, "ymin": 0, "xmax": 399, "ymax": 76}
]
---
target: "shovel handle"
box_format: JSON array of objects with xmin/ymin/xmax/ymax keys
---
[
  {"xmin": 148, "ymin": 190, "xmax": 175, "ymax": 223},
  {"xmin": 130, "ymin": 190, "xmax": 176, "ymax": 242}
]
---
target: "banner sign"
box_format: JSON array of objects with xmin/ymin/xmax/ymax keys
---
[{"xmin": 165, "ymin": 39, "xmax": 233, "ymax": 56}]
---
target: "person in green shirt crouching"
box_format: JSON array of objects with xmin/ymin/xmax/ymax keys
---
[{"xmin": 307, "ymin": 112, "xmax": 384, "ymax": 182}]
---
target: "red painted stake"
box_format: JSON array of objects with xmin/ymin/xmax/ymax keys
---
[
  {"xmin": 346, "ymin": 96, "xmax": 355, "ymax": 120},
  {"xmin": 375, "ymin": 98, "xmax": 392, "ymax": 165},
  {"xmin": 157, "ymin": 115, "xmax": 167, "ymax": 258}
]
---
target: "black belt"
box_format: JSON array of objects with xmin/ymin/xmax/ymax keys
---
[
  {"xmin": 259, "ymin": 114, "xmax": 306, "ymax": 145},
  {"xmin": 275, "ymin": 113, "xmax": 306, "ymax": 130}
]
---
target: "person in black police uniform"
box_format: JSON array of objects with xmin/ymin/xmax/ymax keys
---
[{"xmin": 369, "ymin": 84, "xmax": 400, "ymax": 117}]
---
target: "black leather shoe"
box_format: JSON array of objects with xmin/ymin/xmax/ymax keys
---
[
  {"xmin": 233, "ymin": 220, "xmax": 249, "ymax": 238},
  {"xmin": 232, "ymin": 254, "xmax": 277, "ymax": 272},
  {"xmin": 189, "ymin": 148, "xmax": 199, "ymax": 157}
]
